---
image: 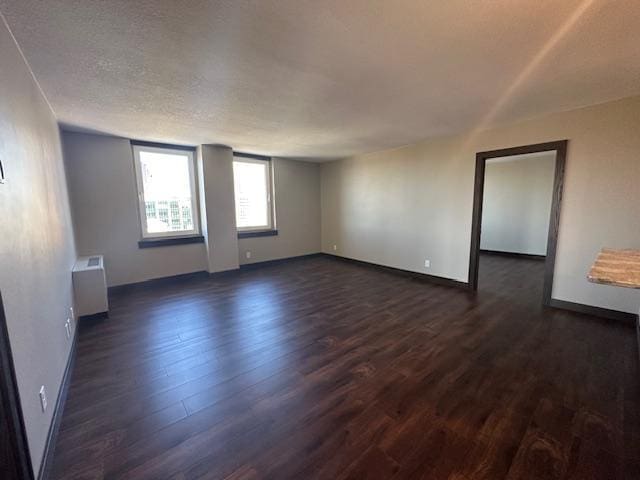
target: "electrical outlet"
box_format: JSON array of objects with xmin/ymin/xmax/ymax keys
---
[
  {"xmin": 333, "ymin": 245, "xmax": 337, "ymax": 251},
  {"xmin": 246, "ymin": 251, "xmax": 251, "ymax": 259},
  {"xmin": 65, "ymin": 319, "xmax": 71, "ymax": 339},
  {"xmin": 424, "ymin": 259, "xmax": 431, "ymax": 268},
  {"xmin": 39, "ymin": 386, "xmax": 47, "ymax": 412}
]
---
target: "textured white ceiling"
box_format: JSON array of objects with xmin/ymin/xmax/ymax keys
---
[{"xmin": 1, "ymin": 0, "xmax": 640, "ymax": 160}]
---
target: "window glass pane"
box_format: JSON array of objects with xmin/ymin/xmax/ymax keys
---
[
  {"xmin": 139, "ymin": 151, "xmax": 195, "ymax": 234},
  {"xmin": 233, "ymin": 160, "xmax": 269, "ymax": 229}
]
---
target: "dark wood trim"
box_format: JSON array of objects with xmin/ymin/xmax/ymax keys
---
[
  {"xmin": 323, "ymin": 253, "xmax": 469, "ymax": 290},
  {"xmin": 471, "ymin": 141, "xmax": 569, "ymax": 160},
  {"xmin": 240, "ymin": 253, "xmax": 323, "ymax": 270},
  {"xmin": 549, "ymin": 299, "xmax": 637, "ymax": 326},
  {"xmin": 208, "ymin": 269, "xmax": 241, "ymax": 279},
  {"xmin": 0, "ymin": 292, "xmax": 35, "ymax": 480},
  {"xmin": 108, "ymin": 271, "xmax": 209, "ymax": 296},
  {"xmin": 469, "ymin": 140, "xmax": 568, "ymax": 307},
  {"xmin": 37, "ymin": 326, "xmax": 78, "ymax": 480},
  {"xmin": 233, "ymin": 152, "xmax": 271, "ymax": 162},
  {"xmin": 130, "ymin": 140, "xmax": 196, "ymax": 152},
  {"xmin": 111, "ymin": 255, "xmax": 327, "ymax": 293},
  {"xmin": 77, "ymin": 311, "xmax": 109, "ymax": 322},
  {"xmin": 480, "ymin": 249, "xmax": 546, "ymax": 261},
  {"xmin": 237, "ymin": 230, "xmax": 278, "ymax": 239},
  {"xmin": 0, "ymin": 158, "xmax": 6, "ymax": 183},
  {"xmin": 637, "ymin": 314, "xmax": 640, "ymax": 363},
  {"xmin": 138, "ymin": 235, "xmax": 204, "ymax": 249},
  {"xmin": 468, "ymin": 153, "xmax": 486, "ymax": 292},
  {"xmin": 111, "ymin": 252, "xmax": 466, "ymax": 296},
  {"xmin": 210, "ymin": 254, "xmax": 325, "ymax": 276},
  {"xmin": 542, "ymin": 141, "xmax": 567, "ymax": 305}
]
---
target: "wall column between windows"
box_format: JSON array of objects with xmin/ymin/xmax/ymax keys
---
[{"xmin": 197, "ymin": 145, "xmax": 240, "ymax": 273}]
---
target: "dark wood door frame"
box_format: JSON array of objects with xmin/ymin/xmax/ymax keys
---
[
  {"xmin": 0, "ymin": 291, "xmax": 35, "ymax": 479},
  {"xmin": 468, "ymin": 140, "xmax": 568, "ymax": 306}
]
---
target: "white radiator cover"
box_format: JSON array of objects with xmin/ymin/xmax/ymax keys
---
[{"xmin": 72, "ymin": 255, "xmax": 108, "ymax": 317}]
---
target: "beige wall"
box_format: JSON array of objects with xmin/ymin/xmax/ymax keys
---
[
  {"xmin": 321, "ymin": 96, "xmax": 640, "ymax": 314},
  {"xmin": 0, "ymin": 18, "xmax": 77, "ymax": 472},
  {"xmin": 238, "ymin": 158, "xmax": 321, "ymax": 265},
  {"xmin": 63, "ymin": 132, "xmax": 208, "ymax": 287},
  {"xmin": 481, "ymin": 153, "xmax": 556, "ymax": 256}
]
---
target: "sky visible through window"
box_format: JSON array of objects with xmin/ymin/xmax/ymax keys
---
[
  {"xmin": 139, "ymin": 151, "xmax": 194, "ymax": 233},
  {"xmin": 233, "ymin": 160, "xmax": 269, "ymax": 229}
]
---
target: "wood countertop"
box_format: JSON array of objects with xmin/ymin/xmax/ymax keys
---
[{"xmin": 587, "ymin": 248, "xmax": 640, "ymax": 289}]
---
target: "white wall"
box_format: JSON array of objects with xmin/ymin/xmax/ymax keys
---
[
  {"xmin": 321, "ymin": 95, "xmax": 640, "ymax": 314},
  {"xmin": 238, "ymin": 158, "xmax": 321, "ymax": 265},
  {"xmin": 480, "ymin": 152, "xmax": 556, "ymax": 255},
  {"xmin": 63, "ymin": 132, "xmax": 208, "ymax": 287},
  {"xmin": 0, "ymin": 17, "xmax": 77, "ymax": 472}
]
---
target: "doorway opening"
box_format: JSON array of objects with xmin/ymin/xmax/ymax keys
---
[
  {"xmin": 468, "ymin": 140, "xmax": 567, "ymax": 306},
  {"xmin": 0, "ymin": 291, "xmax": 35, "ymax": 479}
]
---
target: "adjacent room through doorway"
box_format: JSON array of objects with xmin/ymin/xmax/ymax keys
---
[
  {"xmin": 479, "ymin": 151, "xmax": 556, "ymax": 300},
  {"xmin": 468, "ymin": 141, "xmax": 567, "ymax": 306}
]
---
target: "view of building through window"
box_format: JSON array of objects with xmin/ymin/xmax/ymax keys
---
[
  {"xmin": 144, "ymin": 199, "xmax": 193, "ymax": 233},
  {"xmin": 135, "ymin": 148, "xmax": 198, "ymax": 236}
]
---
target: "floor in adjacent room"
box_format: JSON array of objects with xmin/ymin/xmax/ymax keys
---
[{"xmin": 50, "ymin": 254, "xmax": 639, "ymax": 479}]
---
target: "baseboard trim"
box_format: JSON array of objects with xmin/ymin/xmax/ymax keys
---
[
  {"xmin": 78, "ymin": 311, "xmax": 109, "ymax": 322},
  {"xmin": 480, "ymin": 249, "xmax": 546, "ymax": 261},
  {"xmin": 109, "ymin": 255, "xmax": 326, "ymax": 291},
  {"xmin": 208, "ymin": 268, "xmax": 241, "ymax": 279},
  {"xmin": 636, "ymin": 314, "xmax": 640, "ymax": 363},
  {"xmin": 108, "ymin": 270, "xmax": 209, "ymax": 295},
  {"xmin": 239, "ymin": 253, "xmax": 323, "ymax": 270},
  {"xmin": 322, "ymin": 253, "xmax": 469, "ymax": 290},
  {"xmin": 549, "ymin": 299, "xmax": 637, "ymax": 326},
  {"xmin": 37, "ymin": 326, "xmax": 78, "ymax": 480}
]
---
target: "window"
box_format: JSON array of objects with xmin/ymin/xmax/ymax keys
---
[
  {"xmin": 133, "ymin": 144, "xmax": 199, "ymax": 239},
  {"xmin": 233, "ymin": 156, "xmax": 273, "ymax": 232}
]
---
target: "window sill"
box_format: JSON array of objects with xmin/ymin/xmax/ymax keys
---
[
  {"xmin": 138, "ymin": 235, "xmax": 204, "ymax": 249},
  {"xmin": 237, "ymin": 230, "xmax": 278, "ymax": 239}
]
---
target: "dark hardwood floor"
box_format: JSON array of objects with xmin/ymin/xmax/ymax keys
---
[{"xmin": 50, "ymin": 254, "xmax": 639, "ymax": 479}]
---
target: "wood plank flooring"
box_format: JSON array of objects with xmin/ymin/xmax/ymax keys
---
[{"xmin": 50, "ymin": 254, "xmax": 639, "ymax": 479}]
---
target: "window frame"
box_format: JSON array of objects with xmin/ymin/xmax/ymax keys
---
[
  {"xmin": 232, "ymin": 154, "xmax": 275, "ymax": 233},
  {"xmin": 132, "ymin": 144, "xmax": 201, "ymax": 240}
]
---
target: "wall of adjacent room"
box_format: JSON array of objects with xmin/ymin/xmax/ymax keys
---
[{"xmin": 480, "ymin": 152, "xmax": 556, "ymax": 256}]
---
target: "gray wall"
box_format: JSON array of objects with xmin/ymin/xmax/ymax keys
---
[
  {"xmin": 199, "ymin": 145, "xmax": 240, "ymax": 273},
  {"xmin": 63, "ymin": 132, "xmax": 322, "ymax": 284},
  {"xmin": 238, "ymin": 158, "xmax": 321, "ymax": 265},
  {"xmin": 321, "ymin": 95, "xmax": 640, "ymax": 314},
  {"xmin": 480, "ymin": 153, "xmax": 556, "ymax": 256},
  {"xmin": 63, "ymin": 132, "xmax": 208, "ymax": 287},
  {"xmin": 0, "ymin": 17, "xmax": 77, "ymax": 471}
]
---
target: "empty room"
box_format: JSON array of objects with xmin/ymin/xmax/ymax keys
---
[{"xmin": 1, "ymin": 1, "xmax": 639, "ymax": 479}]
